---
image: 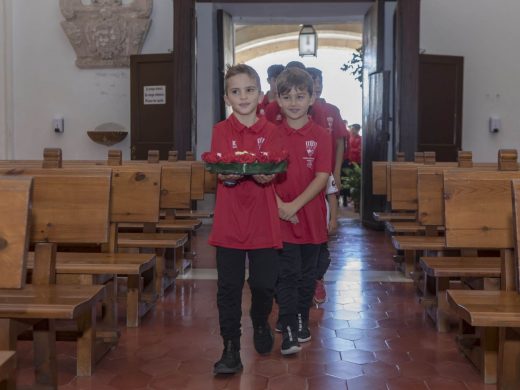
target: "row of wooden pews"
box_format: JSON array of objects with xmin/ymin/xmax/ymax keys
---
[
  {"xmin": 0, "ymin": 148, "xmax": 214, "ymax": 389},
  {"xmin": 372, "ymin": 149, "xmax": 520, "ymax": 388}
]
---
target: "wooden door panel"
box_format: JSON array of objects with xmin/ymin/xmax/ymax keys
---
[
  {"xmin": 418, "ymin": 54, "xmax": 463, "ymax": 162},
  {"xmin": 130, "ymin": 53, "xmax": 174, "ymax": 160}
]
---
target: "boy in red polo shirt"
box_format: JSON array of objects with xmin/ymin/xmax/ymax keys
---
[
  {"xmin": 209, "ymin": 64, "xmax": 283, "ymax": 374},
  {"xmin": 257, "ymin": 64, "xmax": 284, "ymax": 116},
  {"xmin": 274, "ymin": 68, "xmax": 332, "ymax": 355}
]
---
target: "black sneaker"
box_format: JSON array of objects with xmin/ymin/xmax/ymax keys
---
[
  {"xmin": 213, "ymin": 340, "xmax": 243, "ymax": 374},
  {"xmin": 253, "ymin": 323, "xmax": 274, "ymax": 355},
  {"xmin": 297, "ymin": 313, "xmax": 311, "ymax": 343},
  {"xmin": 281, "ymin": 326, "xmax": 301, "ymax": 355}
]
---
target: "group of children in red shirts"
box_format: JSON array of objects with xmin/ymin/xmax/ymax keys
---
[{"xmin": 209, "ymin": 62, "xmax": 351, "ymax": 374}]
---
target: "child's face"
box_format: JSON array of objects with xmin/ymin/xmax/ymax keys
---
[
  {"xmin": 277, "ymin": 87, "xmax": 315, "ymax": 123},
  {"xmin": 224, "ymin": 74, "xmax": 262, "ymax": 117}
]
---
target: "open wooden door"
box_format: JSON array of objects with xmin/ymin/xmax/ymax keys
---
[
  {"xmin": 361, "ymin": 0, "xmax": 388, "ymax": 229},
  {"xmin": 217, "ymin": 9, "xmax": 235, "ymax": 120}
]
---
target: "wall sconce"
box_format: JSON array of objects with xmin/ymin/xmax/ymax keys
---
[{"xmin": 298, "ymin": 25, "xmax": 317, "ymax": 57}]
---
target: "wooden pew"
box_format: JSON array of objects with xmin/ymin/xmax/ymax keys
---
[
  {"xmin": 390, "ymin": 151, "xmax": 499, "ymax": 277},
  {"xmin": 4, "ymin": 158, "xmax": 160, "ymax": 329},
  {"xmin": 133, "ymin": 150, "xmax": 214, "ymax": 219},
  {"xmin": 0, "ymin": 174, "xmax": 106, "ymax": 387},
  {"xmin": 372, "ymin": 152, "xmax": 435, "ymax": 223},
  {"xmin": 444, "ymin": 164, "xmax": 520, "ymax": 386},
  {"xmin": 418, "ymin": 152, "xmax": 508, "ymax": 332},
  {"xmin": 99, "ymin": 163, "xmax": 188, "ymax": 298},
  {"xmin": 51, "ymin": 150, "xmax": 189, "ymax": 300}
]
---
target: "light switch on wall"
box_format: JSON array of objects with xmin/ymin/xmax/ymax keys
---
[
  {"xmin": 489, "ymin": 116, "xmax": 501, "ymax": 133},
  {"xmin": 53, "ymin": 117, "xmax": 64, "ymax": 133}
]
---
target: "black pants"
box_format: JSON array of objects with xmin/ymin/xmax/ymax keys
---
[
  {"xmin": 216, "ymin": 246, "xmax": 279, "ymax": 343},
  {"xmin": 277, "ymin": 242, "xmax": 321, "ymax": 330},
  {"xmin": 316, "ymin": 242, "xmax": 331, "ymax": 280}
]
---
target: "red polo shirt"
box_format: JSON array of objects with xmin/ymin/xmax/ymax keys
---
[
  {"xmin": 264, "ymin": 101, "xmax": 284, "ymax": 125},
  {"xmin": 257, "ymin": 95, "xmax": 270, "ymax": 116},
  {"xmin": 275, "ymin": 119, "xmax": 332, "ymax": 244},
  {"xmin": 208, "ymin": 114, "xmax": 283, "ymax": 250},
  {"xmin": 311, "ymin": 99, "xmax": 349, "ymax": 168},
  {"xmin": 348, "ymin": 133, "xmax": 362, "ymax": 164}
]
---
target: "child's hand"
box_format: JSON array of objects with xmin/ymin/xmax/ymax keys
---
[
  {"xmin": 278, "ymin": 201, "xmax": 299, "ymax": 221},
  {"xmin": 218, "ymin": 174, "xmax": 243, "ymax": 181},
  {"xmin": 252, "ymin": 174, "xmax": 276, "ymax": 184},
  {"xmin": 328, "ymin": 219, "xmax": 338, "ymax": 235},
  {"xmin": 289, "ymin": 215, "xmax": 299, "ymax": 224}
]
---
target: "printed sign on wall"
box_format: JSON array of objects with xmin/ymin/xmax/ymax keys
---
[{"xmin": 143, "ymin": 85, "xmax": 166, "ymax": 105}]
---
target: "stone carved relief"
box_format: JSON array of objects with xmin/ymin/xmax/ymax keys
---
[{"xmin": 59, "ymin": 0, "xmax": 153, "ymax": 68}]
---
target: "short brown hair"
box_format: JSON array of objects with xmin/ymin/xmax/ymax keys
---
[
  {"xmin": 276, "ymin": 68, "xmax": 314, "ymax": 97},
  {"xmin": 224, "ymin": 64, "xmax": 261, "ymax": 95}
]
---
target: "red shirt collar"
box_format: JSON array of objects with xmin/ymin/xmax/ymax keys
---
[
  {"xmin": 282, "ymin": 117, "xmax": 314, "ymax": 136},
  {"xmin": 228, "ymin": 113, "xmax": 267, "ymax": 134}
]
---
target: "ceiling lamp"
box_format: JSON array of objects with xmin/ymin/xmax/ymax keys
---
[{"xmin": 298, "ymin": 25, "xmax": 317, "ymax": 57}]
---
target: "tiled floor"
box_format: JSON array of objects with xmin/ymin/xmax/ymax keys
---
[{"xmin": 16, "ymin": 206, "xmax": 495, "ymax": 389}]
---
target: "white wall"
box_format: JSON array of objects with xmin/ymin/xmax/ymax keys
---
[
  {"xmin": 11, "ymin": 0, "xmax": 173, "ymax": 160},
  {"xmin": 421, "ymin": 0, "xmax": 520, "ymax": 162}
]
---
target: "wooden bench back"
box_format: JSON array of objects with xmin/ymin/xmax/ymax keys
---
[
  {"xmin": 443, "ymin": 170, "xmax": 520, "ymax": 249},
  {"xmin": 0, "ymin": 176, "xmax": 32, "ymax": 288},
  {"xmin": 109, "ymin": 165, "xmax": 161, "ymax": 223},
  {"xmin": 59, "ymin": 160, "xmax": 162, "ymax": 223},
  {"xmin": 160, "ymin": 162, "xmax": 191, "ymax": 209},
  {"xmin": 512, "ymin": 179, "xmax": 520, "ymax": 293},
  {"xmin": 389, "ymin": 162, "xmax": 457, "ymax": 211},
  {"xmin": 372, "ymin": 161, "xmax": 387, "ymax": 195},
  {"xmin": 0, "ymin": 168, "xmax": 112, "ymax": 245},
  {"xmin": 417, "ymin": 163, "xmax": 497, "ymax": 226}
]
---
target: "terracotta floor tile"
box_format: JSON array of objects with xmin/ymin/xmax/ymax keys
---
[
  {"xmin": 303, "ymin": 347, "xmax": 342, "ymax": 363},
  {"xmin": 385, "ymin": 375, "xmax": 429, "ymax": 389},
  {"xmin": 267, "ymin": 374, "xmax": 307, "ymax": 390},
  {"xmin": 425, "ymin": 376, "xmax": 469, "ymax": 390},
  {"xmin": 397, "ymin": 360, "xmax": 438, "ymax": 379},
  {"xmin": 307, "ymin": 374, "xmax": 348, "ymax": 390},
  {"xmin": 324, "ymin": 360, "xmax": 363, "ymax": 380},
  {"xmin": 353, "ymin": 336, "xmax": 390, "ymax": 352},
  {"xmin": 361, "ymin": 361, "xmax": 399, "ymax": 379},
  {"xmin": 321, "ymin": 337, "xmax": 356, "ymax": 352},
  {"xmin": 252, "ymin": 359, "xmax": 288, "ymax": 377},
  {"xmin": 340, "ymin": 349, "xmax": 377, "ymax": 364},
  {"xmin": 346, "ymin": 374, "xmax": 388, "ymax": 390}
]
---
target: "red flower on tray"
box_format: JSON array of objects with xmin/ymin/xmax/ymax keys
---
[{"xmin": 201, "ymin": 150, "xmax": 288, "ymax": 175}]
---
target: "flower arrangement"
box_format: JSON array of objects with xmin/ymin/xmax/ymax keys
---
[{"xmin": 201, "ymin": 150, "xmax": 288, "ymax": 175}]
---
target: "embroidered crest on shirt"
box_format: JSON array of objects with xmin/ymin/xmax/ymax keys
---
[
  {"xmin": 303, "ymin": 140, "xmax": 318, "ymax": 169},
  {"xmin": 232, "ymin": 140, "xmax": 237, "ymax": 149},
  {"xmin": 257, "ymin": 137, "xmax": 266, "ymax": 150}
]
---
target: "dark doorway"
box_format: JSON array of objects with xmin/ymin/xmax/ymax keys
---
[{"xmin": 418, "ymin": 54, "xmax": 464, "ymax": 161}]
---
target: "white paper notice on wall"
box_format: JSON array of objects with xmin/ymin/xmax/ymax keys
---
[{"xmin": 143, "ymin": 85, "xmax": 166, "ymax": 105}]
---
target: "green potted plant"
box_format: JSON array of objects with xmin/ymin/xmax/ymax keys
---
[{"xmin": 341, "ymin": 163, "xmax": 361, "ymax": 212}]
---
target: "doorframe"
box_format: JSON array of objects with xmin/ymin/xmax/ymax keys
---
[{"xmin": 173, "ymin": 0, "xmax": 420, "ymax": 160}]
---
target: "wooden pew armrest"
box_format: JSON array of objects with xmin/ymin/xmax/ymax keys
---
[
  {"xmin": 447, "ymin": 290, "xmax": 520, "ymax": 327},
  {"xmin": 420, "ymin": 257, "xmax": 501, "ymax": 278}
]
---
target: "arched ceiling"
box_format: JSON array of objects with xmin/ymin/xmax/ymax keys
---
[{"xmin": 235, "ymin": 23, "xmax": 362, "ymax": 63}]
